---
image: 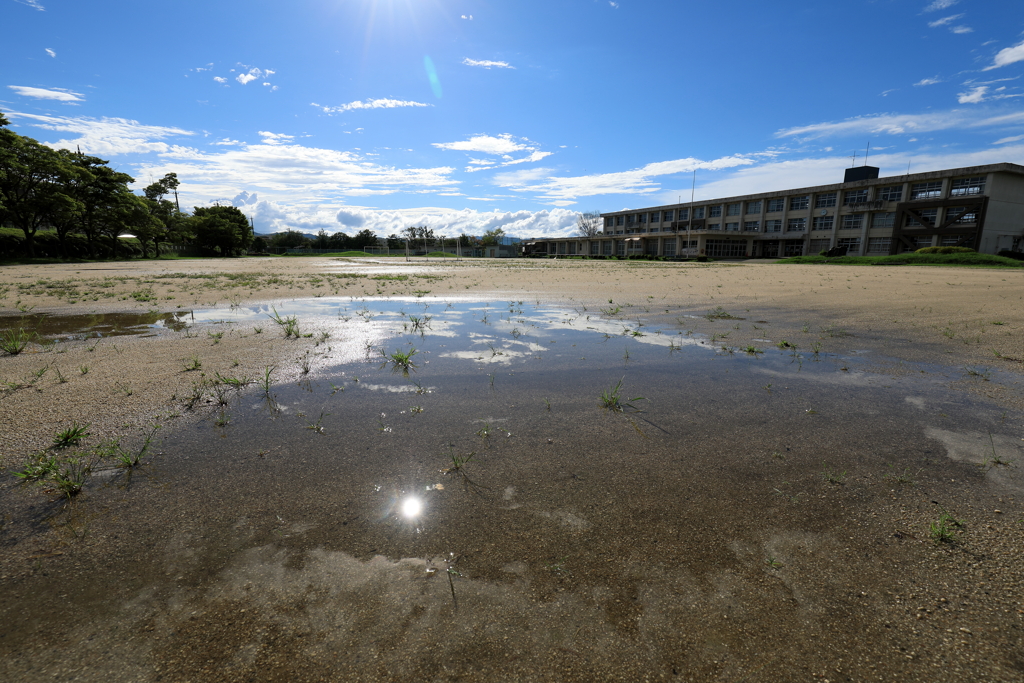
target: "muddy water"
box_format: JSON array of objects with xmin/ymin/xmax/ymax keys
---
[{"xmin": 2, "ymin": 299, "xmax": 1023, "ymax": 682}]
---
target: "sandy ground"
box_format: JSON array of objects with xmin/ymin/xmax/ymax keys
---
[
  {"xmin": 2, "ymin": 256, "xmax": 1024, "ymax": 682},
  {"xmin": 2, "ymin": 256, "xmax": 1023, "ymax": 466}
]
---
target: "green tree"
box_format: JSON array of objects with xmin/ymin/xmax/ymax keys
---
[
  {"xmin": 77, "ymin": 162, "xmax": 138, "ymax": 259},
  {"xmin": 142, "ymin": 173, "xmax": 183, "ymax": 256},
  {"xmin": 268, "ymin": 229, "xmax": 309, "ymax": 249},
  {"xmin": 0, "ymin": 114, "xmax": 79, "ymax": 258},
  {"xmin": 192, "ymin": 205, "xmax": 252, "ymax": 256},
  {"xmin": 351, "ymin": 228, "xmax": 379, "ymax": 250},
  {"xmin": 481, "ymin": 227, "xmax": 506, "ymax": 246}
]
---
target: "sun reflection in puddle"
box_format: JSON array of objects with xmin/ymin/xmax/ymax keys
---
[{"xmin": 401, "ymin": 496, "xmax": 423, "ymax": 518}]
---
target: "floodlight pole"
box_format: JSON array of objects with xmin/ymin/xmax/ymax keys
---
[{"xmin": 687, "ymin": 169, "xmax": 696, "ymax": 259}]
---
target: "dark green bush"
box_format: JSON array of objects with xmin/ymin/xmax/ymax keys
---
[{"xmin": 916, "ymin": 246, "xmax": 975, "ymax": 254}]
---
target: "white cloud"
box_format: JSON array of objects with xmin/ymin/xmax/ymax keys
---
[
  {"xmin": 461, "ymin": 14, "xmax": 472, "ymax": 19},
  {"xmin": 214, "ymin": 76, "xmax": 227, "ymax": 83},
  {"xmin": 14, "ymin": 0, "xmax": 44, "ymax": 10},
  {"xmin": 236, "ymin": 68, "xmax": 262, "ymax": 85},
  {"xmin": 950, "ymin": 25, "xmax": 973, "ymax": 34},
  {"xmin": 7, "ymin": 85, "xmax": 83, "ymax": 102},
  {"xmin": 325, "ymin": 205, "xmax": 580, "ymax": 238},
  {"xmin": 994, "ymin": 134, "xmax": 1024, "ymax": 145},
  {"xmin": 434, "ymin": 134, "xmax": 530, "ymax": 155},
  {"xmin": 609, "ymin": 1, "xmax": 619, "ymax": 7},
  {"xmin": 7, "ymin": 111, "xmax": 193, "ymax": 155},
  {"xmin": 776, "ymin": 107, "xmax": 1024, "ymax": 140},
  {"xmin": 923, "ymin": 0, "xmax": 957, "ymax": 11},
  {"xmin": 211, "ymin": 138, "xmax": 242, "ymax": 146},
  {"xmin": 45, "ymin": 48, "xmax": 55, "ymax": 58},
  {"xmin": 312, "ymin": 98, "xmax": 432, "ymax": 114},
  {"xmin": 462, "ymin": 58, "xmax": 515, "ymax": 70},
  {"xmin": 492, "ymin": 155, "xmax": 755, "ymax": 203},
  {"xmin": 958, "ymin": 85, "xmax": 988, "ymax": 103},
  {"xmin": 914, "ymin": 77, "xmax": 942, "ymax": 86},
  {"xmin": 434, "ymin": 134, "xmax": 552, "ymax": 169},
  {"xmin": 257, "ymin": 131, "xmax": 294, "ymax": 145},
  {"xmin": 985, "ymin": 39, "xmax": 1024, "ymax": 71},
  {"xmin": 927, "ymin": 13, "xmax": 962, "ymax": 27}
]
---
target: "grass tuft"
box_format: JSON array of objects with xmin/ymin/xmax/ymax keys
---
[{"xmin": 1, "ymin": 328, "xmax": 37, "ymax": 355}]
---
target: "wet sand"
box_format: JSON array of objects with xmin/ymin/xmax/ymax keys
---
[{"xmin": 1, "ymin": 257, "xmax": 1023, "ymax": 682}]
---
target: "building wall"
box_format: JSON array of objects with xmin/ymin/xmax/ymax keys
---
[{"xmin": 981, "ymin": 171, "xmax": 1024, "ymax": 253}]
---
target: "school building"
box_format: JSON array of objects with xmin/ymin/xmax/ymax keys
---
[{"xmin": 523, "ymin": 163, "xmax": 1024, "ymax": 259}]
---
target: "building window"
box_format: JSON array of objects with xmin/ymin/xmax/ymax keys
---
[
  {"xmin": 907, "ymin": 208, "xmax": 937, "ymax": 226},
  {"xmin": 744, "ymin": 220, "xmax": 760, "ymax": 231},
  {"xmin": 765, "ymin": 219, "xmax": 782, "ymax": 232},
  {"xmin": 910, "ymin": 181, "xmax": 943, "ymax": 200},
  {"xmin": 616, "ymin": 241, "xmax": 625, "ymax": 256},
  {"xmin": 784, "ymin": 242, "xmax": 804, "ymax": 257},
  {"xmin": 950, "ymin": 176, "xmax": 985, "ymax": 196},
  {"xmin": 709, "ymin": 205, "xmax": 722, "ymax": 218},
  {"xmin": 872, "ymin": 212, "xmax": 895, "ymax": 229},
  {"xmin": 557, "ymin": 242, "xmax": 566, "ymax": 254},
  {"xmin": 867, "ymin": 237, "xmax": 891, "ymax": 253},
  {"xmin": 837, "ymin": 237, "xmax": 861, "ymax": 252},
  {"xmin": 638, "ymin": 213, "xmax": 646, "ymax": 224},
  {"xmin": 604, "ymin": 217, "xmax": 613, "ymax": 228},
  {"xmin": 946, "ymin": 207, "xmax": 978, "ymax": 224},
  {"xmin": 877, "ymin": 186, "xmax": 903, "ymax": 202},
  {"xmin": 812, "ymin": 216, "xmax": 834, "ymax": 230},
  {"xmin": 704, "ymin": 239, "xmax": 748, "ymax": 258},
  {"xmin": 843, "ymin": 189, "xmax": 869, "ymax": 205},
  {"xmin": 616, "ymin": 216, "xmax": 624, "ymax": 226},
  {"xmin": 726, "ymin": 203, "xmax": 741, "ymax": 216},
  {"xmin": 707, "ymin": 223, "xmax": 721, "ymax": 230},
  {"xmin": 815, "ymin": 192, "xmax": 837, "ymax": 208},
  {"xmin": 900, "ymin": 236, "xmax": 933, "ymax": 252},
  {"xmin": 941, "ymin": 235, "xmax": 964, "ymax": 246},
  {"xmin": 590, "ymin": 242, "xmax": 600, "ymax": 255},
  {"xmin": 746, "ymin": 200, "xmax": 762, "ymax": 214},
  {"xmin": 787, "ymin": 217, "xmax": 806, "ymax": 232},
  {"xmin": 725, "ymin": 222, "xmax": 740, "ymax": 231},
  {"xmin": 789, "ymin": 196, "xmax": 809, "ymax": 211},
  {"xmin": 809, "ymin": 238, "xmax": 831, "ymax": 254},
  {"xmin": 841, "ymin": 214, "xmax": 863, "ymax": 229},
  {"xmin": 767, "ymin": 198, "xmax": 785, "ymax": 213},
  {"xmin": 649, "ymin": 212, "xmax": 660, "ymax": 223},
  {"xmin": 663, "ymin": 210, "xmax": 674, "ymax": 222},
  {"xmin": 676, "ymin": 208, "xmax": 688, "ymax": 221},
  {"xmin": 693, "ymin": 207, "xmax": 705, "ymax": 219},
  {"xmin": 603, "ymin": 241, "xmax": 612, "ymax": 255}
]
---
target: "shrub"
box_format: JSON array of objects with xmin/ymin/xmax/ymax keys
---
[
  {"xmin": 916, "ymin": 246, "xmax": 975, "ymax": 254},
  {"xmin": 997, "ymin": 250, "xmax": 1024, "ymax": 261}
]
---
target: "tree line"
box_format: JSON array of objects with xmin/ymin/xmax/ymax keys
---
[
  {"xmin": 0, "ymin": 111, "xmax": 253, "ymax": 259},
  {"xmin": 1, "ymin": 110, "xmax": 519, "ymax": 261}
]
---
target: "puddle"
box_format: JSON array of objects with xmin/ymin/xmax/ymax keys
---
[
  {"xmin": 0, "ymin": 310, "xmax": 192, "ymax": 339},
  {"xmin": 2, "ymin": 298, "xmax": 1023, "ymax": 680}
]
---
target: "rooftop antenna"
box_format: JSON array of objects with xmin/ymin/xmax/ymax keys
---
[
  {"xmin": 907, "ymin": 159, "xmax": 912, "ymax": 176},
  {"xmin": 864, "ymin": 142, "xmax": 870, "ymax": 166},
  {"xmin": 851, "ymin": 150, "xmax": 858, "ymax": 167}
]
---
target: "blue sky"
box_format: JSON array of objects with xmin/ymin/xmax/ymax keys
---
[{"xmin": 3, "ymin": 0, "xmax": 1024, "ymax": 238}]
